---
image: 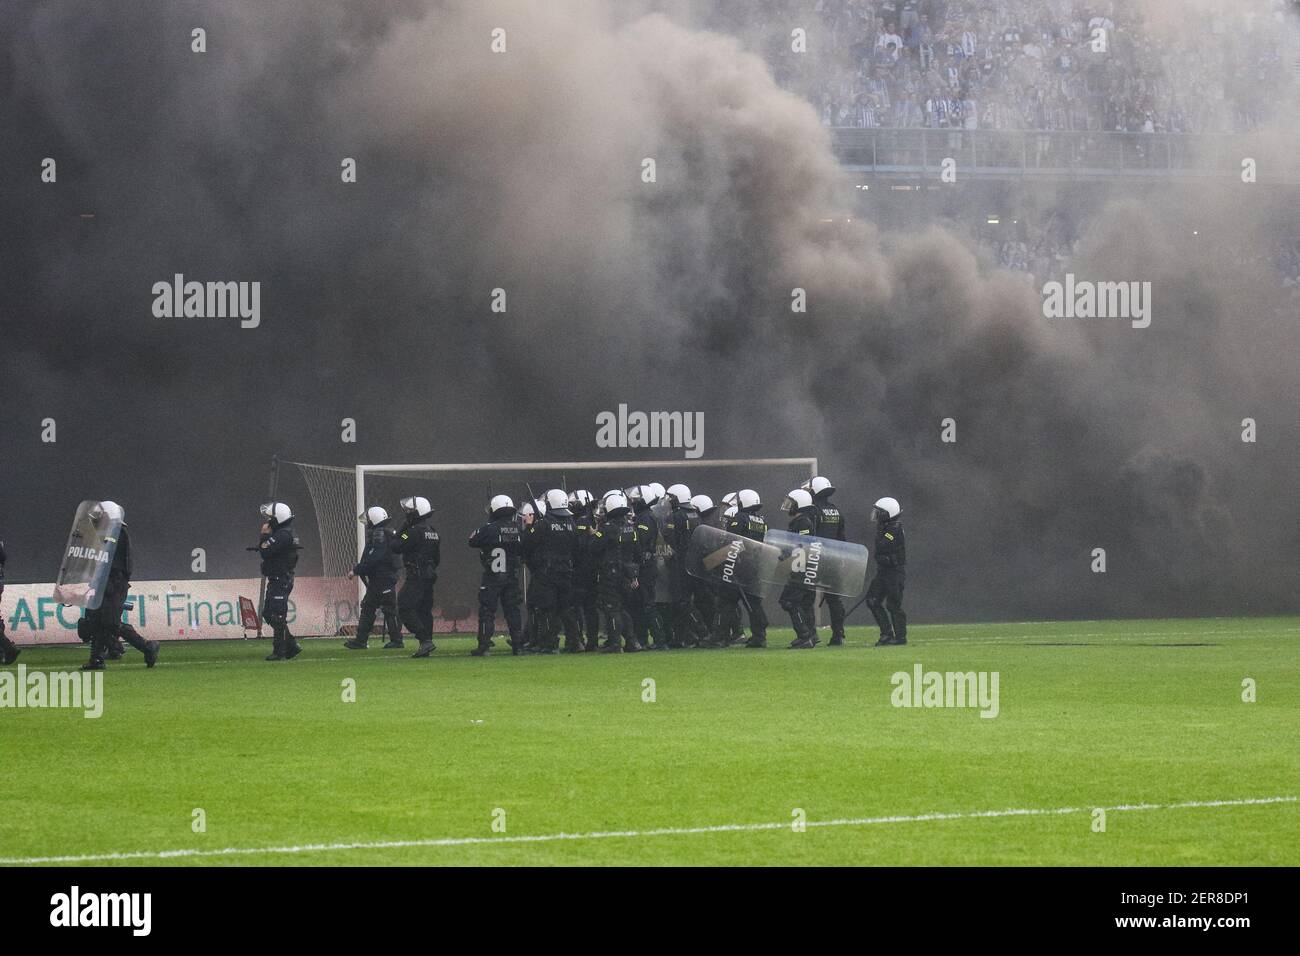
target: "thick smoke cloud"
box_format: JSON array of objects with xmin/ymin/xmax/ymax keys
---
[{"xmin": 1, "ymin": 0, "xmax": 1296, "ymax": 621}]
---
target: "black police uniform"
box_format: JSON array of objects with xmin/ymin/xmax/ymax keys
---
[
  {"xmin": 629, "ymin": 503, "xmax": 670, "ymax": 650},
  {"xmin": 524, "ymin": 509, "xmax": 583, "ymax": 653},
  {"xmin": 350, "ymin": 521, "xmax": 402, "ymax": 648},
  {"xmin": 721, "ymin": 508, "xmax": 770, "ymax": 647},
  {"xmin": 468, "ymin": 516, "xmax": 524, "ymax": 655},
  {"xmin": 82, "ymin": 526, "xmax": 155, "ymax": 667},
  {"xmin": 866, "ymin": 517, "xmax": 907, "ymax": 644},
  {"xmin": 779, "ymin": 511, "xmax": 819, "ymax": 647},
  {"xmin": 592, "ymin": 511, "xmax": 639, "ymax": 652},
  {"xmin": 392, "ymin": 514, "xmax": 440, "ymax": 653},
  {"xmin": 259, "ymin": 516, "xmax": 301, "ymax": 660},
  {"xmin": 812, "ymin": 493, "xmax": 848, "ymax": 644},
  {"xmin": 571, "ymin": 507, "xmax": 602, "ymax": 651},
  {"xmin": 663, "ymin": 503, "xmax": 708, "ymax": 646},
  {"xmin": 0, "ymin": 538, "xmax": 17, "ymax": 664}
]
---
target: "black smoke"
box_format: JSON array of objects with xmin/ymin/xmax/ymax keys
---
[{"xmin": 1, "ymin": 0, "xmax": 1296, "ymax": 622}]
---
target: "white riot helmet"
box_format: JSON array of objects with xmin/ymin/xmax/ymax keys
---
[
  {"xmin": 647, "ymin": 482, "xmax": 666, "ymax": 504},
  {"xmin": 809, "ymin": 476, "xmax": 835, "ymax": 498},
  {"xmin": 259, "ymin": 501, "xmax": 292, "ymax": 525},
  {"xmin": 92, "ymin": 500, "xmax": 126, "ymax": 527},
  {"xmin": 569, "ymin": 489, "xmax": 594, "ymax": 512},
  {"xmin": 783, "ymin": 488, "xmax": 814, "ymax": 515},
  {"xmin": 399, "ymin": 495, "xmax": 433, "ymax": 518},
  {"xmin": 874, "ymin": 496, "xmax": 901, "ymax": 520},
  {"xmin": 545, "ymin": 488, "xmax": 570, "ymax": 513},
  {"xmin": 737, "ymin": 488, "xmax": 761, "ymax": 511},
  {"xmin": 602, "ymin": 489, "xmax": 630, "ymax": 517},
  {"xmin": 724, "ymin": 504, "xmax": 739, "ymax": 518},
  {"xmin": 666, "ymin": 483, "xmax": 691, "ymax": 507},
  {"xmin": 690, "ymin": 494, "xmax": 714, "ymax": 516},
  {"xmin": 489, "ymin": 494, "xmax": 515, "ymax": 518},
  {"xmin": 721, "ymin": 491, "xmax": 739, "ymax": 507},
  {"xmin": 360, "ymin": 506, "xmax": 390, "ymax": 526}
]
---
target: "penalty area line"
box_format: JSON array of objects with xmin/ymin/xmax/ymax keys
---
[{"xmin": 1, "ymin": 796, "xmax": 1294, "ymax": 865}]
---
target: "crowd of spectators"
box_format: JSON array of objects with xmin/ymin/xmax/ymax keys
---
[{"xmin": 712, "ymin": 0, "xmax": 1300, "ymax": 133}]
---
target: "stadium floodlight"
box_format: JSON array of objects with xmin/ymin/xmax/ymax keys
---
[{"xmin": 285, "ymin": 458, "xmax": 818, "ymax": 637}]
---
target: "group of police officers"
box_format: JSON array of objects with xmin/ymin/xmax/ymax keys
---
[
  {"xmin": 0, "ymin": 477, "xmax": 906, "ymax": 669},
  {"xmin": 250, "ymin": 475, "xmax": 907, "ymax": 662}
]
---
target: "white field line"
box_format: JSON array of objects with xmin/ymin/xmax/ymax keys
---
[{"xmin": 2, "ymin": 796, "xmax": 1294, "ymax": 866}]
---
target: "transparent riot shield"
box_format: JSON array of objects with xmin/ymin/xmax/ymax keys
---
[
  {"xmin": 763, "ymin": 529, "xmax": 869, "ymax": 597},
  {"xmin": 649, "ymin": 499, "xmax": 674, "ymax": 601},
  {"xmin": 53, "ymin": 501, "xmax": 123, "ymax": 608},
  {"xmin": 684, "ymin": 524, "xmax": 783, "ymax": 595}
]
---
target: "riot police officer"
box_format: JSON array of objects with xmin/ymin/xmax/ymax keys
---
[
  {"xmin": 0, "ymin": 537, "xmax": 18, "ymax": 665},
  {"xmin": 663, "ymin": 484, "xmax": 708, "ymax": 647},
  {"xmin": 867, "ymin": 496, "xmax": 907, "ymax": 646},
  {"xmin": 468, "ymin": 495, "xmax": 525, "ymax": 656},
  {"xmin": 723, "ymin": 489, "xmax": 769, "ymax": 648},
  {"xmin": 344, "ymin": 506, "xmax": 402, "ymax": 650},
  {"xmin": 81, "ymin": 502, "xmax": 160, "ymax": 670},
  {"xmin": 393, "ymin": 495, "xmax": 441, "ymax": 657},
  {"xmin": 807, "ymin": 476, "xmax": 848, "ymax": 646},
  {"xmin": 687, "ymin": 494, "xmax": 724, "ymax": 647},
  {"xmin": 593, "ymin": 491, "xmax": 639, "ymax": 653},
  {"xmin": 523, "ymin": 489, "xmax": 582, "ymax": 653},
  {"xmin": 628, "ymin": 485, "xmax": 671, "ymax": 650},
  {"xmin": 258, "ymin": 501, "xmax": 302, "ymax": 661},
  {"xmin": 780, "ymin": 488, "xmax": 819, "ymax": 649},
  {"xmin": 569, "ymin": 490, "xmax": 602, "ymax": 652}
]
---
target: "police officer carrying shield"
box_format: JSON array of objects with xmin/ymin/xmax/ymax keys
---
[
  {"xmin": 344, "ymin": 506, "xmax": 402, "ymax": 650},
  {"xmin": 81, "ymin": 502, "xmax": 160, "ymax": 671},
  {"xmin": 392, "ymin": 495, "xmax": 441, "ymax": 658},
  {"xmin": 807, "ymin": 475, "xmax": 848, "ymax": 646},
  {"xmin": 866, "ymin": 496, "xmax": 907, "ymax": 646},
  {"xmin": 779, "ymin": 489, "xmax": 820, "ymax": 649},
  {"xmin": 469, "ymin": 495, "xmax": 525, "ymax": 656},
  {"xmin": 723, "ymin": 489, "xmax": 770, "ymax": 648}
]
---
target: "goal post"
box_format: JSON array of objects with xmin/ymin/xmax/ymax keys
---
[{"xmin": 284, "ymin": 457, "xmax": 819, "ymax": 638}]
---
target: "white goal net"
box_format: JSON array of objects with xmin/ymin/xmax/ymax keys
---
[{"xmin": 285, "ymin": 458, "xmax": 818, "ymax": 638}]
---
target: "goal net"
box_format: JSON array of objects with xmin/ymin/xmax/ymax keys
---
[{"xmin": 284, "ymin": 458, "xmax": 818, "ymax": 638}]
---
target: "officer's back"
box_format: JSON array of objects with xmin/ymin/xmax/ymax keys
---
[{"xmin": 470, "ymin": 517, "xmax": 522, "ymax": 581}]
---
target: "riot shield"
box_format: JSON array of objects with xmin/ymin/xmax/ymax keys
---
[
  {"xmin": 684, "ymin": 524, "xmax": 783, "ymax": 595},
  {"xmin": 763, "ymin": 528, "xmax": 869, "ymax": 597},
  {"xmin": 649, "ymin": 499, "xmax": 674, "ymax": 601},
  {"xmin": 53, "ymin": 501, "xmax": 123, "ymax": 608}
]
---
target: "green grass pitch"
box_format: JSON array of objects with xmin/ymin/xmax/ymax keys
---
[{"xmin": 2, "ymin": 618, "xmax": 1297, "ymax": 866}]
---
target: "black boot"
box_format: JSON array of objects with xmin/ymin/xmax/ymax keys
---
[
  {"xmin": 412, "ymin": 640, "xmax": 435, "ymax": 658},
  {"xmin": 283, "ymin": 633, "xmax": 303, "ymax": 659},
  {"xmin": 265, "ymin": 638, "xmax": 287, "ymax": 661}
]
